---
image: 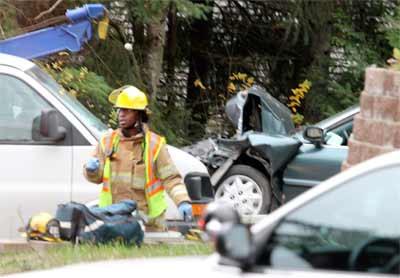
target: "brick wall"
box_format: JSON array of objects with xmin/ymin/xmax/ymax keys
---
[{"xmin": 342, "ymin": 67, "xmax": 400, "ymax": 170}]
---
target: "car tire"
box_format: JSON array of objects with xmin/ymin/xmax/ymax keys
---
[{"xmin": 215, "ymin": 164, "xmax": 271, "ymax": 215}]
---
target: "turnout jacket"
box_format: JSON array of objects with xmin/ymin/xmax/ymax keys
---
[{"xmin": 84, "ymin": 128, "xmax": 190, "ymax": 228}]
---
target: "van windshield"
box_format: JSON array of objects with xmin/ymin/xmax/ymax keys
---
[{"xmin": 26, "ymin": 65, "xmax": 108, "ymax": 139}]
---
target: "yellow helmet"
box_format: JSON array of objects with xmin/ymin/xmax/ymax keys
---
[
  {"xmin": 26, "ymin": 212, "xmax": 61, "ymax": 242},
  {"xmin": 29, "ymin": 212, "xmax": 53, "ymax": 234},
  {"xmin": 109, "ymin": 85, "xmax": 148, "ymax": 110}
]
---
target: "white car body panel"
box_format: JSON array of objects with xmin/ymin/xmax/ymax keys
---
[
  {"xmin": 0, "ymin": 145, "xmax": 71, "ymax": 238},
  {"xmin": 71, "ymin": 145, "xmax": 98, "ymax": 202}
]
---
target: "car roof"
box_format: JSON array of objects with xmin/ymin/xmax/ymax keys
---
[
  {"xmin": 252, "ymin": 149, "xmax": 400, "ymax": 234},
  {"xmin": 0, "ymin": 53, "xmax": 35, "ymax": 71},
  {"xmin": 315, "ymin": 105, "xmax": 360, "ymax": 130}
]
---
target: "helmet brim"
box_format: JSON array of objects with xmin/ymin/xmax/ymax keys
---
[
  {"xmin": 108, "ymin": 88, "xmax": 121, "ymax": 104},
  {"xmin": 114, "ymin": 104, "xmax": 147, "ymax": 111}
]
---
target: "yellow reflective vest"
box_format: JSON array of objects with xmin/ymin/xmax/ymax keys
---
[{"xmin": 98, "ymin": 130, "xmax": 167, "ymax": 219}]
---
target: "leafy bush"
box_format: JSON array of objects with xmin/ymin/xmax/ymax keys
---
[
  {"xmin": 382, "ymin": 4, "xmax": 400, "ymax": 70},
  {"xmin": 304, "ymin": 5, "xmax": 389, "ymax": 122},
  {"xmin": 383, "ymin": 4, "xmax": 400, "ymax": 50},
  {"xmin": 44, "ymin": 63, "xmax": 115, "ymax": 127},
  {"xmin": 0, "ymin": 2, "xmax": 19, "ymax": 37}
]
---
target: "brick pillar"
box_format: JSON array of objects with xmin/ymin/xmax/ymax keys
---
[{"xmin": 342, "ymin": 67, "xmax": 400, "ymax": 171}]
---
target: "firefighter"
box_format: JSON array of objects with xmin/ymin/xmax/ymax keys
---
[{"xmin": 83, "ymin": 85, "xmax": 192, "ymax": 231}]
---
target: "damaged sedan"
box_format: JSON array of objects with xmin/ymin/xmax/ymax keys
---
[{"xmin": 185, "ymin": 86, "xmax": 359, "ymax": 215}]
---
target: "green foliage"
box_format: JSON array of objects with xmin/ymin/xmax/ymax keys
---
[
  {"xmin": 129, "ymin": 0, "xmax": 170, "ymax": 23},
  {"xmin": 382, "ymin": 4, "xmax": 400, "ymax": 70},
  {"xmin": 304, "ymin": 2, "xmax": 393, "ymax": 122},
  {"xmin": 149, "ymin": 90, "xmax": 194, "ymax": 146},
  {"xmin": 83, "ymin": 39, "xmax": 142, "ymax": 89},
  {"xmin": 315, "ymin": 82, "xmax": 360, "ymax": 119},
  {"xmin": 382, "ymin": 3, "xmax": 400, "ymax": 49},
  {"xmin": 45, "ymin": 65, "xmax": 115, "ymax": 126},
  {"xmin": 173, "ymin": 0, "xmax": 211, "ymax": 20},
  {"xmin": 59, "ymin": 67, "xmax": 113, "ymax": 125},
  {"xmin": 0, "ymin": 0, "xmax": 19, "ymax": 37},
  {"xmin": 130, "ymin": 0, "xmax": 210, "ymax": 23},
  {"xmin": 61, "ymin": 67, "xmax": 113, "ymax": 126}
]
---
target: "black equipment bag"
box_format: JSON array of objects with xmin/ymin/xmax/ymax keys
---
[{"xmin": 55, "ymin": 200, "xmax": 144, "ymax": 246}]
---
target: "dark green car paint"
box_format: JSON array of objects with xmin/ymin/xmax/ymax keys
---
[
  {"xmin": 247, "ymin": 133, "xmax": 301, "ymax": 174},
  {"xmin": 283, "ymin": 144, "xmax": 349, "ymax": 201},
  {"xmin": 282, "ymin": 105, "xmax": 359, "ymax": 201}
]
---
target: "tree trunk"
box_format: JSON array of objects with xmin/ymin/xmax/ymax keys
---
[
  {"xmin": 141, "ymin": 4, "xmax": 169, "ymax": 100},
  {"xmin": 166, "ymin": 2, "xmax": 178, "ymax": 106},
  {"xmin": 186, "ymin": 0, "xmax": 213, "ymax": 140}
]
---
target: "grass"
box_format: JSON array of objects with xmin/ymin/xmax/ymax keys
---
[{"xmin": 0, "ymin": 243, "xmax": 213, "ymax": 275}]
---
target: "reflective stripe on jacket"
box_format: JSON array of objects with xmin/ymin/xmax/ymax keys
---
[
  {"xmin": 98, "ymin": 130, "xmax": 119, "ymax": 208},
  {"xmin": 143, "ymin": 131, "xmax": 168, "ymax": 218}
]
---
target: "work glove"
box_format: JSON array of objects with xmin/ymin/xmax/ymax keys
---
[
  {"xmin": 178, "ymin": 202, "xmax": 193, "ymax": 222},
  {"xmin": 86, "ymin": 157, "xmax": 100, "ymax": 172}
]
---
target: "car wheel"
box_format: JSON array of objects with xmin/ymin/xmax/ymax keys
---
[{"xmin": 215, "ymin": 164, "xmax": 271, "ymax": 215}]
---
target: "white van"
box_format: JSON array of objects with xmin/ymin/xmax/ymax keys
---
[{"xmin": 0, "ymin": 53, "xmax": 211, "ymax": 239}]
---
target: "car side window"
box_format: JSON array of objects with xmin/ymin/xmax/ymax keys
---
[
  {"xmin": 325, "ymin": 120, "xmax": 353, "ymax": 146},
  {"xmin": 0, "ymin": 74, "xmax": 53, "ymax": 142},
  {"xmin": 262, "ymin": 166, "xmax": 400, "ymax": 274}
]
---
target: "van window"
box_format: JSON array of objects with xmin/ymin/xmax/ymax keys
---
[
  {"xmin": 0, "ymin": 74, "xmax": 52, "ymax": 141},
  {"xmin": 26, "ymin": 66, "xmax": 108, "ymax": 140}
]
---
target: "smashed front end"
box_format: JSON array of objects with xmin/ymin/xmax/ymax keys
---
[{"xmin": 184, "ymin": 86, "xmax": 302, "ymax": 208}]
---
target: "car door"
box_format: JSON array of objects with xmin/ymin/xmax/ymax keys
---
[
  {"xmin": 283, "ymin": 116, "xmax": 354, "ymax": 201},
  {"xmin": 263, "ymin": 164, "xmax": 400, "ymax": 275},
  {"xmin": 0, "ymin": 68, "xmax": 72, "ymax": 239}
]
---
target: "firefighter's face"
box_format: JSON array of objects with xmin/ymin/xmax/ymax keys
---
[{"xmin": 118, "ymin": 109, "xmax": 139, "ymax": 129}]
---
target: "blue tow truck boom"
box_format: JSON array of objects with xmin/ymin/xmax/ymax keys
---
[{"xmin": 0, "ymin": 4, "xmax": 107, "ymax": 60}]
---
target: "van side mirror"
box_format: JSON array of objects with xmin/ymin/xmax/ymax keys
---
[
  {"xmin": 203, "ymin": 201, "xmax": 240, "ymax": 226},
  {"xmin": 184, "ymin": 173, "xmax": 214, "ymax": 218},
  {"xmin": 303, "ymin": 126, "xmax": 324, "ymax": 147},
  {"xmin": 216, "ymin": 224, "xmax": 253, "ymax": 269},
  {"xmin": 201, "ymin": 201, "xmax": 240, "ymax": 237},
  {"xmin": 33, "ymin": 109, "xmax": 66, "ymax": 142},
  {"xmin": 184, "ymin": 173, "xmax": 214, "ymax": 201}
]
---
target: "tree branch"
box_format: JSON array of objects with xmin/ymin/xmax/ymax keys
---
[
  {"xmin": 0, "ymin": 23, "xmax": 5, "ymax": 39},
  {"xmin": 34, "ymin": 0, "xmax": 63, "ymax": 21}
]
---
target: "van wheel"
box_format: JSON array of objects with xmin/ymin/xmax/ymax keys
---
[{"xmin": 215, "ymin": 164, "xmax": 271, "ymax": 215}]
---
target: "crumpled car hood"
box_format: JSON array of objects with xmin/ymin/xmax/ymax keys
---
[{"xmin": 225, "ymin": 85, "xmax": 295, "ymax": 136}]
